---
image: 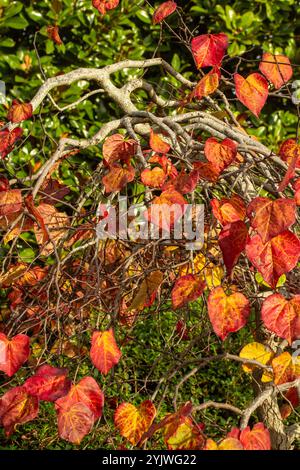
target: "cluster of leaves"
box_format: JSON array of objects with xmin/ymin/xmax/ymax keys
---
[{"xmin": 0, "ymin": 0, "xmax": 299, "ymax": 451}]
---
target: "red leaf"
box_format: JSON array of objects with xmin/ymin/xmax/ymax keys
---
[
  {"xmin": 56, "ymin": 377, "xmax": 104, "ymax": 421},
  {"xmin": 0, "ymin": 189, "xmax": 22, "ymax": 216},
  {"xmin": 211, "ymin": 195, "xmax": 246, "ymax": 225},
  {"xmin": 204, "ymin": 137, "xmax": 237, "ymax": 173},
  {"xmin": 247, "ymin": 197, "xmax": 296, "ymax": 243},
  {"xmin": 261, "ymin": 293, "xmax": 300, "ymax": 345},
  {"xmin": 0, "ymin": 333, "xmax": 30, "ymax": 377},
  {"xmin": 208, "ymin": 287, "xmax": 250, "ymax": 340},
  {"xmin": 56, "ymin": 401, "xmax": 94, "ymax": 444},
  {"xmin": 162, "ymin": 169, "xmax": 200, "ymax": 194},
  {"xmin": 102, "ymin": 164, "xmax": 135, "ymax": 193},
  {"xmin": 141, "ymin": 167, "xmax": 167, "ymax": 188},
  {"xmin": 219, "ymin": 221, "xmax": 248, "ymax": 275},
  {"xmin": 237, "ymin": 423, "xmax": 271, "ymax": 450},
  {"xmin": 90, "ymin": 329, "xmax": 122, "ymax": 375},
  {"xmin": 0, "ymin": 127, "xmax": 23, "ymax": 159},
  {"xmin": 193, "ymin": 161, "xmax": 220, "ymax": 182},
  {"xmin": 191, "ymin": 33, "xmax": 228, "ymax": 68},
  {"xmin": 7, "ymin": 100, "xmax": 33, "ymax": 123},
  {"xmin": 150, "ymin": 129, "xmax": 171, "ymax": 154},
  {"xmin": 92, "ymin": 0, "xmax": 119, "ymax": 15},
  {"xmin": 164, "ymin": 416, "xmax": 205, "ymax": 450},
  {"xmin": 24, "ymin": 365, "xmax": 71, "ymax": 401},
  {"xmin": 114, "ymin": 400, "xmax": 156, "ymax": 446},
  {"xmin": 246, "ymin": 231, "xmax": 300, "ymax": 288},
  {"xmin": 171, "ymin": 274, "xmax": 206, "ymax": 309},
  {"xmin": 103, "ymin": 134, "xmax": 137, "ymax": 167},
  {"xmin": 47, "ymin": 25, "xmax": 63, "ymax": 45},
  {"xmin": 0, "ymin": 386, "xmax": 39, "ymax": 435},
  {"xmin": 279, "ymin": 139, "xmax": 300, "ymax": 169},
  {"xmin": 234, "ymin": 73, "xmax": 268, "ymax": 117},
  {"xmin": 152, "ymin": 1, "xmax": 177, "ymax": 24},
  {"xmin": 0, "ymin": 176, "xmax": 10, "ymax": 192},
  {"xmin": 293, "ymin": 179, "xmax": 300, "ymax": 206},
  {"xmin": 259, "ymin": 52, "xmax": 293, "ymax": 89}
]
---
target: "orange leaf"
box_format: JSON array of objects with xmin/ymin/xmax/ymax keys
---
[
  {"xmin": 164, "ymin": 416, "xmax": 205, "ymax": 450},
  {"xmin": 259, "ymin": 52, "xmax": 293, "ymax": 89},
  {"xmin": 114, "ymin": 400, "xmax": 156, "ymax": 446},
  {"xmin": 293, "ymin": 179, "xmax": 300, "ymax": 206},
  {"xmin": 211, "ymin": 195, "xmax": 246, "ymax": 225},
  {"xmin": 208, "ymin": 287, "xmax": 250, "ymax": 340},
  {"xmin": 192, "ymin": 70, "xmax": 219, "ymax": 100},
  {"xmin": 247, "ymin": 197, "xmax": 296, "ymax": 243},
  {"xmin": 0, "ymin": 386, "xmax": 39, "ymax": 435},
  {"xmin": 102, "ymin": 164, "xmax": 135, "ymax": 192},
  {"xmin": 246, "ymin": 231, "xmax": 300, "ymax": 288},
  {"xmin": 129, "ymin": 270, "xmax": 163, "ymax": 311},
  {"xmin": 262, "ymin": 293, "xmax": 300, "ymax": 345},
  {"xmin": 218, "ymin": 220, "xmax": 248, "ymax": 275},
  {"xmin": 0, "ymin": 189, "xmax": 22, "ymax": 216},
  {"xmin": 92, "ymin": 0, "xmax": 119, "ymax": 15},
  {"xmin": 90, "ymin": 328, "xmax": 122, "ymax": 375},
  {"xmin": 272, "ymin": 352, "xmax": 300, "ymax": 385},
  {"xmin": 279, "ymin": 139, "xmax": 300, "ymax": 169},
  {"xmin": 24, "ymin": 365, "xmax": 71, "ymax": 402},
  {"xmin": 191, "ymin": 33, "xmax": 228, "ymax": 68},
  {"xmin": 204, "ymin": 137, "xmax": 237, "ymax": 173},
  {"xmin": 193, "ymin": 161, "xmax": 220, "ymax": 182},
  {"xmin": 171, "ymin": 274, "xmax": 205, "ymax": 309},
  {"xmin": 218, "ymin": 437, "xmax": 244, "ymax": 450},
  {"xmin": 162, "ymin": 169, "xmax": 200, "ymax": 194},
  {"xmin": 0, "ymin": 333, "xmax": 30, "ymax": 377},
  {"xmin": 150, "ymin": 129, "xmax": 171, "ymax": 154},
  {"xmin": 7, "ymin": 100, "xmax": 33, "ymax": 123},
  {"xmin": 149, "ymin": 154, "xmax": 178, "ymax": 178},
  {"xmin": 152, "ymin": 1, "xmax": 177, "ymax": 24},
  {"xmin": 239, "ymin": 342, "xmax": 273, "ymax": 382},
  {"xmin": 56, "ymin": 401, "xmax": 94, "ymax": 444},
  {"xmin": 234, "ymin": 73, "xmax": 268, "ymax": 117},
  {"xmin": 103, "ymin": 134, "xmax": 137, "ymax": 167},
  {"xmin": 47, "ymin": 25, "xmax": 63, "ymax": 45},
  {"xmin": 56, "ymin": 377, "xmax": 104, "ymax": 421},
  {"xmin": 239, "ymin": 423, "xmax": 271, "ymax": 450},
  {"xmin": 141, "ymin": 167, "xmax": 167, "ymax": 188},
  {"xmin": 145, "ymin": 188, "xmax": 186, "ymax": 230}
]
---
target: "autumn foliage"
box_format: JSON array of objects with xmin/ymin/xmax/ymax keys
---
[{"xmin": 0, "ymin": 0, "xmax": 299, "ymax": 452}]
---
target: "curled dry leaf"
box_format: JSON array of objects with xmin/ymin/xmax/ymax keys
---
[
  {"xmin": 152, "ymin": 1, "xmax": 177, "ymax": 25},
  {"xmin": 92, "ymin": 0, "xmax": 119, "ymax": 15},
  {"xmin": 47, "ymin": 25, "xmax": 63, "ymax": 45}
]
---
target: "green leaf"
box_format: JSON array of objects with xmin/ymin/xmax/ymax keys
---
[
  {"xmin": 3, "ymin": 15, "xmax": 29, "ymax": 29},
  {"xmin": 18, "ymin": 248, "xmax": 36, "ymax": 263}
]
